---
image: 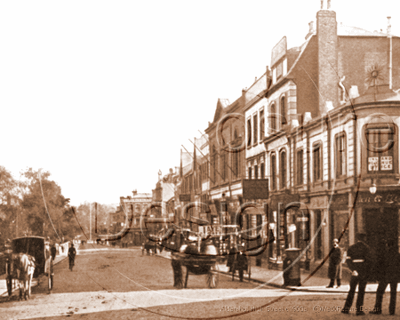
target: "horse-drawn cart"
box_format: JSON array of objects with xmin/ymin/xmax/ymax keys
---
[
  {"xmin": 5, "ymin": 236, "xmax": 52, "ymax": 299},
  {"xmin": 171, "ymin": 241, "xmax": 220, "ymax": 289}
]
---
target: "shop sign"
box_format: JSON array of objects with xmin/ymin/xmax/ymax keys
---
[
  {"xmin": 368, "ymin": 157, "xmax": 379, "ymax": 171},
  {"xmin": 358, "ymin": 193, "xmax": 400, "ymax": 206},
  {"xmin": 179, "ymin": 194, "xmax": 191, "ymax": 202},
  {"xmin": 381, "ymin": 156, "xmax": 393, "ymax": 170},
  {"xmin": 310, "ymin": 196, "xmax": 327, "ymax": 208},
  {"xmin": 242, "ymin": 179, "xmax": 269, "ymax": 199}
]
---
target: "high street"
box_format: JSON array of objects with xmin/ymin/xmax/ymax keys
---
[{"xmin": 3, "ymin": 244, "xmax": 397, "ymax": 319}]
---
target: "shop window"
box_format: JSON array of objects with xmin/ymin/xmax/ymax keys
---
[
  {"xmin": 247, "ymin": 119, "xmax": 252, "ymax": 147},
  {"xmin": 335, "ymin": 133, "xmax": 346, "ymax": 177},
  {"xmin": 280, "ymin": 150, "xmax": 286, "ymax": 189},
  {"xmin": 296, "ymin": 149, "xmax": 304, "ymax": 185},
  {"xmin": 254, "ymin": 164, "xmax": 258, "ymax": 179},
  {"xmin": 248, "ymin": 166, "xmax": 252, "ymax": 180},
  {"xmin": 253, "ymin": 114, "xmax": 258, "ymax": 145},
  {"xmin": 366, "ymin": 124, "xmax": 395, "ymax": 173},
  {"xmin": 271, "ymin": 153, "xmax": 277, "ymax": 190},
  {"xmin": 313, "ymin": 143, "xmax": 322, "ymax": 182},
  {"xmin": 260, "ymin": 110, "xmax": 265, "ymax": 140}
]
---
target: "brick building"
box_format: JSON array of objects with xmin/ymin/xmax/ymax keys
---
[{"xmin": 244, "ymin": 6, "xmax": 400, "ymax": 270}]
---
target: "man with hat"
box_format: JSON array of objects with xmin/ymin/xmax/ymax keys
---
[
  {"xmin": 327, "ymin": 238, "xmax": 343, "ymax": 288},
  {"xmin": 342, "ymin": 233, "xmax": 373, "ymax": 315}
]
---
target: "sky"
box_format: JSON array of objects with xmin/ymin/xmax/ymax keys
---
[{"xmin": 0, "ymin": 0, "xmax": 398, "ymax": 206}]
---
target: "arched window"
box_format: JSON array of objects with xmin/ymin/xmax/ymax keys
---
[
  {"xmin": 247, "ymin": 119, "xmax": 252, "ymax": 146},
  {"xmin": 271, "ymin": 153, "xmax": 277, "ymax": 190},
  {"xmin": 280, "ymin": 150, "xmax": 286, "ymax": 189},
  {"xmin": 280, "ymin": 96, "xmax": 286, "ymax": 126},
  {"xmin": 270, "ymin": 103, "xmax": 276, "ymax": 133}
]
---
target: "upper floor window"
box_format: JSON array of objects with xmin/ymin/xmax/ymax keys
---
[
  {"xmin": 335, "ymin": 133, "xmax": 346, "ymax": 178},
  {"xmin": 211, "ymin": 146, "xmax": 217, "ymax": 185},
  {"xmin": 313, "ymin": 142, "xmax": 322, "ymax": 182},
  {"xmin": 260, "ymin": 161, "xmax": 265, "ymax": 179},
  {"xmin": 280, "ymin": 150, "xmax": 287, "ymax": 189},
  {"xmin": 247, "ymin": 119, "xmax": 252, "ymax": 147},
  {"xmin": 271, "ymin": 153, "xmax": 277, "ymax": 190},
  {"xmin": 280, "ymin": 96, "xmax": 287, "ymax": 127},
  {"xmin": 269, "ymin": 104, "xmax": 277, "ymax": 134},
  {"xmin": 296, "ymin": 149, "xmax": 304, "ymax": 185},
  {"xmin": 253, "ymin": 114, "xmax": 258, "ymax": 145},
  {"xmin": 260, "ymin": 110, "xmax": 265, "ymax": 140},
  {"xmin": 366, "ymin": 125, "xmax": 395, "ymax": 173}
]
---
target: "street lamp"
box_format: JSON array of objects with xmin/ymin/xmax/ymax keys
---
[{"xmin": 369, "ymin": 180, "xmax": 377, "ymax": 194}]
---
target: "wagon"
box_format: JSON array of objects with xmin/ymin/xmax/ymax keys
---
[
  {"xmin": 171, "ymin": 242, "xmax": 220, "ymax": 289},
  {"xmin": 5, "ymin": 236, "xmax": 53, "ymax": 297}
]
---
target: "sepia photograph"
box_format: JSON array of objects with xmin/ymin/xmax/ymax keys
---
[{"xmin": 1, "ymin": 0, "xmax": 400, "ymax": 319}]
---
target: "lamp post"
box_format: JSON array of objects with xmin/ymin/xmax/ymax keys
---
[{"xmin": 369, "ymin": 180, "xmax": 377, "ymax": 194}]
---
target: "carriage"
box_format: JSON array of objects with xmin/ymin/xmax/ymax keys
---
[
  {"xmin": 170, "ymin": 230, "xmax": 220, "ymax": 289},
  {"xmin": 5, "ymin": 236, "xmax": 52, "ymax": 298}
]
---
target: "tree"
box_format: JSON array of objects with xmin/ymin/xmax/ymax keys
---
[
  {"xmin": 20, "ymin": 168, "xmax": 69, "ymax": 241},
  {"xmin": 0, "ymin": 166, "xmax": 20, "ymax": 244}
]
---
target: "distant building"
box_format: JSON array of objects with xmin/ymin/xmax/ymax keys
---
[{"xmin": 119, "ymin": 190, "xmax": 152, "ymax": 246}]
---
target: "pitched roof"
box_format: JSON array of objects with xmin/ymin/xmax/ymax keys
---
[{"xmin": 338, "ymin": 24, "xmax": 390, "ymax": 37}]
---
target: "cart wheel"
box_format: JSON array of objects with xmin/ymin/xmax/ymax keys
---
[
  {"xmin": 207, "ymin": 263, "xmax": 219, "ymax": 288},
  {"xmin": 6, "ymin": 277, "xmax": 12, "ymax": 297}
]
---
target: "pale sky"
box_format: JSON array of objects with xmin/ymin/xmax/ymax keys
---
[{"xmin": 0, "ymin": 0, "xmax": 398, "ymax": 206}]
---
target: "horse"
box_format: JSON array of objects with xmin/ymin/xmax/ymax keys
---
[{"xmin": 11, "ymin": 253, "xmax": 35, "ymax": 300}]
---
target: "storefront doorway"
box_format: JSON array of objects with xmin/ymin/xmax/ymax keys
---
[{"xmin": 365, "ymin": 207, "xmax": 399, "ymax": 260}]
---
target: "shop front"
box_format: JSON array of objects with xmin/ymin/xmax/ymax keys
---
[
  {"xmin": 269, "ymin": 192, "xmax": 300, "ymax": 269},
  {"xmin": 354, "ymin": 191, "xmax": 400, "ymax": 271}
]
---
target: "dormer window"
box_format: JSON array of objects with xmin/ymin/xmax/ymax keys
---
[{"xmin": 276, "ymin": 62, "xmax": 283, "ymax": 80}]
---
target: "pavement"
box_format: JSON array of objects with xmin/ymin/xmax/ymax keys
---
[{"xmin": 156, "ymin": 249, "xmax": 400, "ymax": 294}]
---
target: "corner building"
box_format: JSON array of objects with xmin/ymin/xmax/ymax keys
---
[{"xmin": 246, "ymin": 6, "xmax": 400, "ymax": 270}]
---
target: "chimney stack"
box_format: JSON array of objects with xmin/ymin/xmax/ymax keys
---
[{"xmin": 317, "ymin": 8, "xmax": 338, "ymax": 115}]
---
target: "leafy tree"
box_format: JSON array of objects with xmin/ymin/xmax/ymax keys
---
[
  {"xmin": 20, "ymin": 168, "xmax": 69, "ymax": 241},
  {"xmin": 0, "ymin": 166, "xmax": 20, "ymax": 244}
]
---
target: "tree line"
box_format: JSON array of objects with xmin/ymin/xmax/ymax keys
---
[{"xmin": 0, "ymin": 166, "xmax": 116, "ymax": 246}]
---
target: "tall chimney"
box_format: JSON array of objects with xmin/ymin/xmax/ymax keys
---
[{"xmin": 317, "ymin": 9, "xmax": 338, "ymax": 114}]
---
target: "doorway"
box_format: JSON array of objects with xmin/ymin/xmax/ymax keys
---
[{"xmin": 365, "ymin": 207, "xmax": 398, "ymax": 280}]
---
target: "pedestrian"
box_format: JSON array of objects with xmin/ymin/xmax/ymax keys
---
[
  {"xmin": 232, "ymin": 248, "xmax": 248, "ymax": 282},
  {"xmin": 226, "ymin": 247, "xmax": 237, "ymax": 274},
  {"xmin": 342, "ymin": 233, "xmax": 373, "ymax": 316},
  {"xmin": 68, "ymin": 243, "xmax": 76, "ymax": 271},
  {"xmin": 327, "ymin": 238, "xmax": 343, "ymax": 288},
  {"xmin": 370, "ymin": 239, "xmax": 400, "ymax": 315}
]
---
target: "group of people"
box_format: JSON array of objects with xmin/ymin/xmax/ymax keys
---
[
  {"xmin": 328, "ymin": 233, "xmax": 400, "ymax": 316},
  {"xmin": 226, "ymin": 246, "xmax": 248, "ymax": 282}
]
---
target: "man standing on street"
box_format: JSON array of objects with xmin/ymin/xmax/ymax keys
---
[
  {"xmin": 327, "ymin": 238, "xmax": 343, "ymax": 288},
  {"xmin": 342, "ymin": 233, "xmax": 372, "ymax": 316},
  {"xmin": 68, "ymin": 243, "xmax": 76, "ymax": 271},
  {"xmin": 370, "ymin": 239, "xmax": 400, "ymax": 315}
]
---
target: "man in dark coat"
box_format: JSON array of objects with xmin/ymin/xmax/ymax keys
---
[
  {"xmin": 68, "ymin": 243, "xmax": 76, "ymax": 271},
  {"xmin": 231, "ymin": 248, "xmax": 248, "ymax": 282},
  {"xmin": 342, "ymin": 233, "xmax": 372, "ymax": 316},
  {"xmin": 370, "ymin": 239, "xmax": 400, "ymax": 315},
  {"xmin": 327, "ymin": 238, "xmax": 343, "ymax": 288}
]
